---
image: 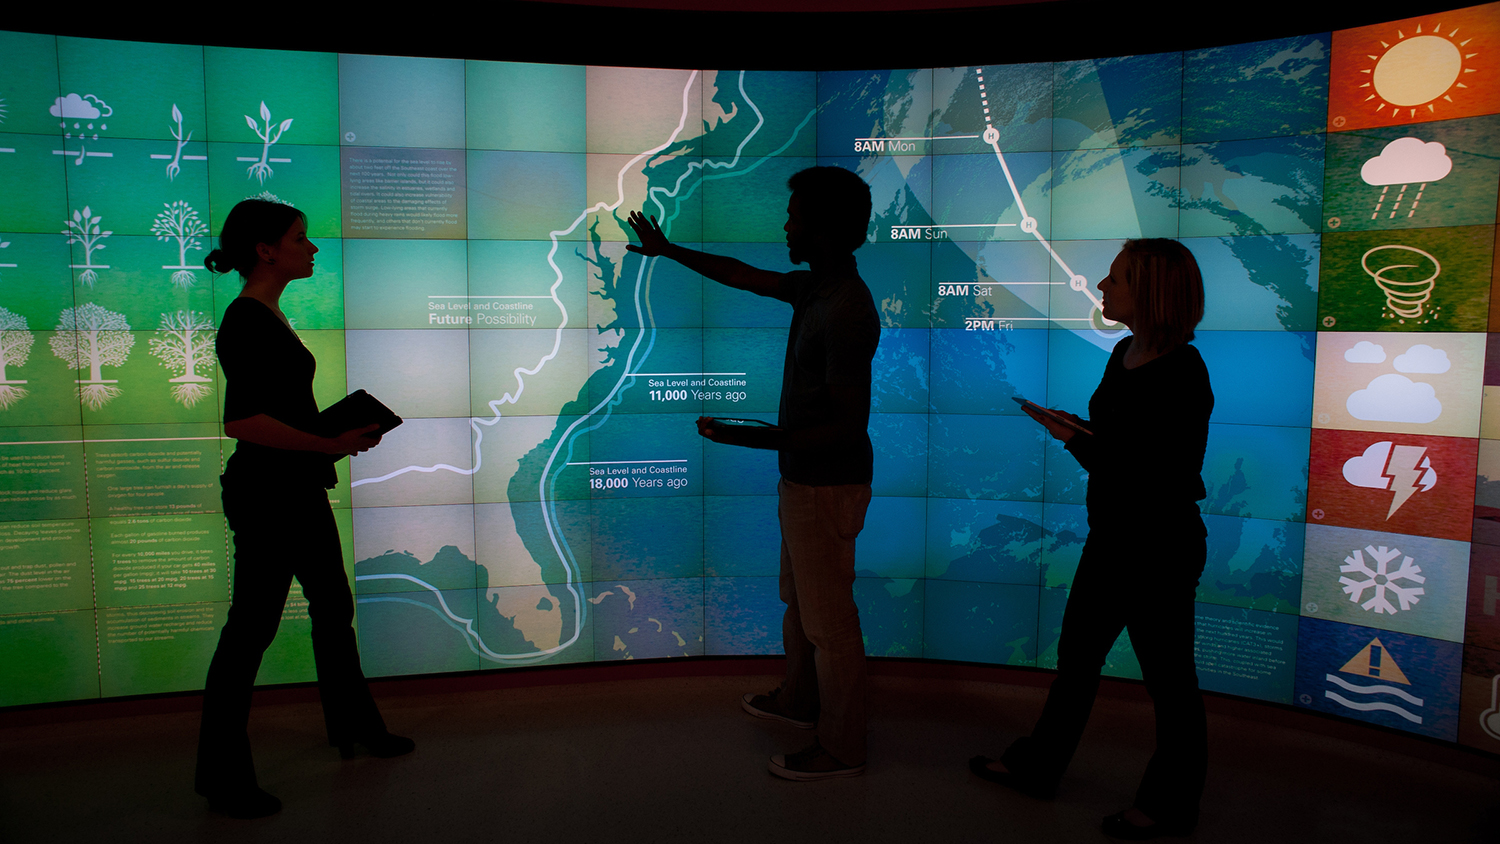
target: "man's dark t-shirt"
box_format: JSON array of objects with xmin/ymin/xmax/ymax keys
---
[
  {"xmin": 774, "ymin": 265, "xmax": 881, "ymax": 487},
  {"xmin": 217, "ymin": 297, "xmax": 337, "ymax": 489}
]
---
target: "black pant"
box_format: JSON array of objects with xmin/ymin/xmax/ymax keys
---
[
  {"xmin": 195, "ymin": 478, "xmax": 384, "ymax": 795},
  {"xmin": 1003, "ymin": 519, "xmax": 1208, "ymax": 826}
]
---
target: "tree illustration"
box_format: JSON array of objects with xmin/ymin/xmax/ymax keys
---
[
  {"xmin": 49, "ymin": 303, "xmax": 133, "ymax": 409},
  {"xmin": 148, "ymin": 310, "xmax": 216, "ymax": 407},
  {"xmin": 151, "ymin": 201, "xmax": 209, "ymax": 289},
  {"xmin": 0, "ymin": 307, "xmax": 34, "ymax": 409},
  {"xmin": 245, "ymin": 101, "xmax": 292, "ymax": 185},
  {"xmin": 62, "ymin": 206, "xmax": 111, "ymax": 287}
]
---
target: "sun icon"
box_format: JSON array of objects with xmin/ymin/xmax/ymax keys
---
[
  {"xmin": 1362, "ymin": 21, "xmax": 1478, "ymax": 119},
  {"xmin": 0, "ymin": 96, "xmax": 8, "ymax": 126}
]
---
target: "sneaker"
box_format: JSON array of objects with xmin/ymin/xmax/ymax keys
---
[
  {"xmin": 741, "ymin": 688, "xmax": 815, "ymax": 729},
  {"xmin": 768, "ymin": 741, "xmax": 865, "ymax": 781}
]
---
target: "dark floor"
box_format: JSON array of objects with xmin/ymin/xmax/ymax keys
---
[{"xmin": 2, "ymin": 670, "xmax": 1497, "ymax": 844}]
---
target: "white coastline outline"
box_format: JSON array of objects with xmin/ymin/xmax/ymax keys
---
[{"xmin": 350, "ymin": 70, "xmax": 808, "ymax": 663}]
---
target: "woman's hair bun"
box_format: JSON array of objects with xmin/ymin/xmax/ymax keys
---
[
  {"xmin": 203, "ymin": 249, "xmax": 234, "ymax": 274},
  {"xmin": 207, "ymin": 200, "xmax": 307, "ymax": 279}
]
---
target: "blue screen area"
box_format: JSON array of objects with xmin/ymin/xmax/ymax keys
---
[{"xmin": 2, "ymin": 6, "xmax": 1499, "ymax": 755}]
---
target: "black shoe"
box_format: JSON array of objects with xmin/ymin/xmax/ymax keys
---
[
  {"xmin": 741, "ymin": 688, "xmax": 815, "ymax": 729},
  {"xmin": 967, "ymin": 755, "xmax": 1057, "ymax": 800},
  {"xmin": 768, "ymin": 741, "xmax": 865, "ymax": 781},
  {"xmin": 1100, "ymin": 810, "xmax": 1194, "ymax": 840},
  {"xmin": 204, "ymin": 787, "xmax": 281, "ymax": 819},
  {"xmin": 337, "ymin": 732, "xmax": 416, "ymax": 760}
]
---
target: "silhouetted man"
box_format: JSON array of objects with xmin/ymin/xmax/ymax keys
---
[{"xmin": 627, "ymin": 166, "xmax": 879, "ymax": 780}]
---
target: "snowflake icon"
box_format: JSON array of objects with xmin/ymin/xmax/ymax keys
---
[{"xmin": 1339, "ymin": 545, "xmax": 1425, "ymax": 615}]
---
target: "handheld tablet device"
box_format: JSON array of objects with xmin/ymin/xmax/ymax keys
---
[
  {"xmin": 317, "ymin": 389, "xmax": 404, "ymax": 438},
  {"xmin": 706, "ymin": 417, "xmax": 780, "ymax": 429},
  {"xmin": 1012, "ymin": 397, "xmax": 1093, "ymax": 437}
]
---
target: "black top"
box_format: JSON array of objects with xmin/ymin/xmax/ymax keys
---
[
  {"xmin": 1064, "ymin": 338, "xmax": 1213, "ymax": 530},
  {"xmin": 774, "ymin": 261, "xmax": 881, "ymax": 486},
  {"xmin": 217, "ymin": 298, "xmax": 337, "ymax": 489}
]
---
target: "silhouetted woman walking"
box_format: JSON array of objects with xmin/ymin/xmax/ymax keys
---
[
  {"xmin": 195, "ymin": 199, "xmax": 412, "ymax": 819},
  {"xmin": 972, "ymin": 238, "xmax": 1213, "ymax": 840}
]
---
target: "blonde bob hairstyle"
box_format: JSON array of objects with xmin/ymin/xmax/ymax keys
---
[{"xmin": 1117, "ymin": 238, "xmax": 1205, "ymax": 352}]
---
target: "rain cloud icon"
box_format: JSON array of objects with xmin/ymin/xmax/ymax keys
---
[
  {"xmin": 1361, "ymin": 137, "xmax": 1452, "ymax": 186},
  {"xmin": 50, "ymin": 93, "xmax": 112, "ymax": 121}
]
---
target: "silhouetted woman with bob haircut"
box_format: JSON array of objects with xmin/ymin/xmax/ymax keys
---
[
  {"xmin": 195, "ymin": 199, "xmax": 412, "ymax": 819},
  {"xmin": 971, "ymin": 238, "xmax": 1213, "ymax": 840}
]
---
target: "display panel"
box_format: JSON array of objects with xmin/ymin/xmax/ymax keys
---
[{"xmin": 1, "ymin": 6, "xmax": 1498, "ymax": 755}]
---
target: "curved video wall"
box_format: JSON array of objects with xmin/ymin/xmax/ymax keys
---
[{"xmin": 2, "ymin": 5, "xmax": 1498, "ymax": 754}]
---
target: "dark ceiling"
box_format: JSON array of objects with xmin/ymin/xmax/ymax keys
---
[{"xmin": 5, "ymin": 1, "xmax": 1467, "ymax": 69}]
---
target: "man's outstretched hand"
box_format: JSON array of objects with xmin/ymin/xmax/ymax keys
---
[
  {"xmin": 695, "ymin": 415, "xmax": 782, "ymax": 451},
  {"xmin": 696, "ymin": 415, "xmax": 718, "ymax": 440},
  {"xmin": 626, "ymin": 211, "xmax": 670, "ymax": 257}
]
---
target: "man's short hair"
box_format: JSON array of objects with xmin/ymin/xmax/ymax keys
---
[{"xmin": 787, "ymin": 166, "xmax": 872, "ymax": 255}]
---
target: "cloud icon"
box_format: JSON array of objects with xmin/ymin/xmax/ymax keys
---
[
  {"xmin": 1347, "ymin": 374, "xmax": 1442, "ymax": 423},
  {"xmin": 1393, "ymin": 344, "xmax": 1451, "ymax": 374},
  {"xmin": 1343, "ymin": 441, "xmax": 1394, "ymax": 490},
  {"xmin": 1361, "ymin": 137, "xmax": 1452, "ymax": 186},
  {"xmin": 1344, "ymin": 341, "xmax": 1386, "ymax": 364},
  {"xmin": 50, "ymin": 93, "xmax": 99, "ymax": 120}
]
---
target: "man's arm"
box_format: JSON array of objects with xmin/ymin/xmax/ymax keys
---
[{"xmin": 626, "ymin": 211, "xmax": 786, "ymax": 299}]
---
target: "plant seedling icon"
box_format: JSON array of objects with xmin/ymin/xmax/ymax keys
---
[
  {"xmin": 63, "ymin": 206, "xmax": 111, "ymax": 287},
  {"xmin": 167, "ymin": 104, "xmax": 190, "ymax": 180},
  {"xmin": 244, "ymin": 101, "xmax": 292, "ymax": 184}
]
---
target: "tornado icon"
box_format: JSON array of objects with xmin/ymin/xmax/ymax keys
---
[{"xmin": 1361, "ymin": 245, "xmax": 1440, "ymax": 321}]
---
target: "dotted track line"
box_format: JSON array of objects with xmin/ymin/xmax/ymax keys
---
[
  {"xmin": 973, "ymin": 67, "xmax": 1107, "ymax": 317},
  {"xmin": 978, "ymin": 71, "xmax": 991, "ymax": 128}
]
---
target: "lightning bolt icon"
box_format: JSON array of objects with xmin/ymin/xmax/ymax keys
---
[{"xmin": 1384, "ymin": 445, "xmax": 1428, "ymax": 519}]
